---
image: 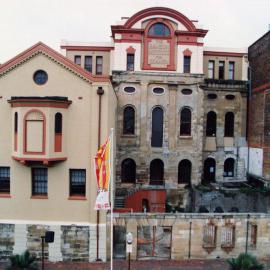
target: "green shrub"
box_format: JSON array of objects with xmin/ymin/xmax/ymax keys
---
[
  {"xmin": 5, "ymin": 250, "xmax": 38, "ymax": 270},
  {"xmin": 227, "ymin": 253, "xmax": 264, "ymax": 270}
]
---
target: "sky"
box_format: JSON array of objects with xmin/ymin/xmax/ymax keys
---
[{"xmin": 0, "ymin": 0, "xmax": 270, "ymax": 63}]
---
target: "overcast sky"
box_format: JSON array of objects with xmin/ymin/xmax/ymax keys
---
[{"xmin": 0, "ymin": 0, "xmax": 269, "ymax": 63}]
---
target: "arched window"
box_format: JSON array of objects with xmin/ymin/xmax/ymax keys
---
[
  {"xmin": 148, "ymin": 23, "xmax": 170, "ymax": 37},
  {"xmin": 224, "ymin": 158, "xmax": 235, "ymax": 177},
  {"xmin": 178, "ymin": 159, "xmax": 192, "ymax": 184},
  {"xmin": 14, "ymin": 112, "xmax": 18, "ymax": 151},
  {"xmin": 180, "ymin": 108, "xmax": 191, "ymax": 136},
  {"xmin": 54, "ymin": 113, "xmax": 62, "ymax": 152},
  {"xmin": 224, "ymin": 112, "xmax": 234, "ymax": 137},
  {"xmin": 151, "ymin": 107, "xmax": 163, "ymax": 147},
  {"xmin": 123, "ymin": 106, "xmax": 135, "ymax": 135},
  {"xmin": 121, "ymin": 159, "xmax": 136, "ymax": 183},
  {"xmin": 203, "ymin": 158, "xmax": 216, "ymax": 184},
  {"xmin": 206, "ymin": 111, "xmax": 217, "ymax": 137},
  {"xmin": 150, "ymin": 159, "xmax": 164, "ymax": 185},
  {"xmin": 24, "ymin": 110, "xmax": 45, "ymax": 154}
]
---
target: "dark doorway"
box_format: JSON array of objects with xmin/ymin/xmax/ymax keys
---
[
  {"xmin": 203, "ymin": 158, "xmax": 216, "ymax": 184},
  {"xmin": 142, "ymin": 198, "xmax": 150, "ymax": 213},
  {"xmin": 151, "ymin": 107, "xmax": 163, "ymax": 147}
]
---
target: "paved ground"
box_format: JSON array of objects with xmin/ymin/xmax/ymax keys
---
[{"xmin": 1, "ymin": 259, "xmax": 270, "ymax": 270}]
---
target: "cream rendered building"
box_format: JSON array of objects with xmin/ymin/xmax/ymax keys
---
[{"xmin": 0, "ymin": 42, "xmax": 116, "ymax": 261}]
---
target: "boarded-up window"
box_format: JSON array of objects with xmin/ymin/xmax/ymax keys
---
[
  {"xmin": 137, "ymin": 226, "xmax": 171, "ymax": 259},
  {"xmin": 249, "ymin": 224, "xmax": 257, "ymax": 248},
  {"xmin": 203, "ymin": 222, "xmax": 217, "ymax": 252},
  {"xmin": 25, "ymin": 111, "xmax": 45, "ymax": 153},
  {"xmin": 221, "ymin": 223, "xmax": 235, "ymax": 251}
]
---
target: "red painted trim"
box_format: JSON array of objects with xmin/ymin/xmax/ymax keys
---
[
  {"xmin": 68, "ymin": 196, "xmax": 87, "ymax": 200},
  {"xmin": 123, "ymin": 7, "xmax": 196, "ymax": 31},
  {"xmin": 114, "ymin": 39, "xmax": 142, "ymax": 43},
  {"xmin": 13, "ymin": 156, "xmax": 67, "ymax": 162},
  {"xmin": 126, "ymin": 46, "xmax": 136, "ymax": 54},
  {"xmin": 0, "ymin": 193, "xmax": 11, "ymax": 198},
  {"xmin": 30, "ymin": 195, "xmax": 48, "ymax": 199},
  {"xmin": 9, "ymin": 99, "xmax": 72, "ymax": 108},
  {"xmin": 142, "ymin": 19, "xmax": 176, "ymax": 71},
  {"xmin": 183, "ymin": 48, "xmax": 192, "ymax": 56},
  {"xmin": 177, "ymin": 42, "xmax": 204, "ymax": 46},
  {"xmin": 54, "ymin": 133, "xmax": 62, "ymax": 152},
  {"xmin": 0, "ymin": 42, "xmax": 110, "ymax": 82},
  {"xmin": 175, "ymin": 30, "xmax": 208, "ymax": 37},
  {"xmin": 203, "ymin": 51, "xmax": 246, "ymax": 57},
  {"xmin": 23, "ymin": 109, "xmax": 46, "ymax": 155},
  {"xmin": 253, "ymin": 82, "xmax": 270, "ymax": 93},
  {"xmin": 60, "ymin": 45, "xmax": 114, "ymax": 52}
]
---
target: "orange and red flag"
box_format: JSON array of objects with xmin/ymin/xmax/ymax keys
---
[{"xmin": 94, "ymin": 137, "xmax": 111, "ymax": 210}]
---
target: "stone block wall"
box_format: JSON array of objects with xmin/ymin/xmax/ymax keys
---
[
  {"xmin": 0, "ymin": 224, "xmax": 14, "ymax": 261},
  {"xmin": 111, "ymin": 213, "xmax": 270, "ymax": 260},
  {"xmin": 0, "ymin": 222, "xmax": 106, "ymax": 262}
]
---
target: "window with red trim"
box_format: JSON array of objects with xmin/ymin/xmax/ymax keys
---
[{"xmin": 54, "ymin": 113, "xmax": 62, "ymax": 152}]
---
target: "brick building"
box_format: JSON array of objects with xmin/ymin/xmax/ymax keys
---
[{"xmin": 248, "ymin": 31, "xmax": 270, "ymax": 180}]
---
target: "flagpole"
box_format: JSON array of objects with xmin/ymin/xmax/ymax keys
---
[{"xmin": 110, "ymin": 128, "xmax": 114, "ymax": 270}]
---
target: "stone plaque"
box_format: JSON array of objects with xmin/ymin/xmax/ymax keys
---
[{"xmin": 148, "ymin": 39, "xmax": 170, "ymax": 68}]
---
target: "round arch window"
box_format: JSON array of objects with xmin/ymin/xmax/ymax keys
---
[
  {"xmin": 148, "ymin": 23, "xmax": 170, "ymax": 37},
  {"xmin": 33, "ymin": 70, "xmax": 48, "ymax": 85},
  {"xmin": 153, "ymin": 87, "xmax": 165, "ymax": 95},
  {"xmin": 124, "ymin": 86, "xmax": 136, "ymax": 94}
]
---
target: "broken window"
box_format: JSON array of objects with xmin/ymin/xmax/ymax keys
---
[
  {"xmin": 206, "ymin": 111, "xmax": 216, "ymax": 136},
  {"xmin": 178, "ymin": 159, "xmax": 192, "ymax": 184},
  {"xmin": 224, "ymin": 158, "xmax": 235, "ymax": 177},
  {"xmin": 150, "ymin": 159, "xmax": 164, "ymax": 185},
  {"xmin": 123, "ymin": 106, "xmax": 135, "ymax": 135},
  {"xmin": 151, "ymin": 107, "xmax": 163, "ymax": 147},
  {"xmin": 180, "ymin": 108, "xmax": 191, "ymax": 136},
  {"xmin": 224, "ymin": 112, "xmax": 234, "ymax": 137},
  {"xmin": 121, "ymin": 158, "xmax": 136, "ymax": 183}
]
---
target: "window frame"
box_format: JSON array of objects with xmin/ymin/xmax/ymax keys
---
[
  {"xmin": 96, "ymin": 56, "xmax": 103, "ymax": 75},
  {"xmin": 228, "ymin": 61, "xmax": 235, "ymax": 80},
  {"xmin": 32, "ymin": 168, "xmax": 48, "ymax": 196},
  {"xmin": 123, "ymin": 106, "xmax": 135, "ymax": 135},
  {"xmin": 180, "ymin": 107, "xmax": 192, "ymax": 136},
  {"xmin": 218, "ymin": 61, "xmax": 225, "ymax": 80},
  {"xmin": 206, "ymin": 111, "xmax": 217, "ymax": 137},
  {"xmin": 183, "ymin": 56, "xmax": 191, "ymax": 73},
  {"xmin": 224, "ymin": 112, "xmax": 234, "ymax": 137},
  {"xmin": 178, "ymin": 159, "xmax": 192, "ymax": 184},
  {"xmin": 126, "ymin": 53, "xmax": 135, "ymax": 71},
  {"xmin": 69, "ymin": 169, "xmax": 86, "ymax": 197},
  {"xmin": 121, "ymin": 158, "xmax": 136, "ymax": 183},
  {"xmin": 151, "ymin": 107, "xmax": 164, "ymax": 147},
  {"xmin": 74, "ymin": 55, "xmax": 81, "ymax": 66},
  {"xmin": 150, "ymin": 159, "xmax": 164, "ymax": 185},
  {"xmin": 84, "ymin": 55, "xmax": 93, "ymax": 72},
  {"xmin": 224, "ymin": 158, "xmax": 235, "ymax": 177},
  {"xmin": 148, "ymin": 22, "xmax": 171, "ymax": 37},
  {"xmin": 208, "ymin": 60, "xmax": 215, "ymax": 79},
  {"xmin": 0, "ymin": 167, "xmax": 10, "ymax": 194}
]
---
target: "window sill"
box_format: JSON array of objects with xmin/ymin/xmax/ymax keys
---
[
  {"xmin": 68, "ymin": 196, "xmax": 87, "ymax": 200},
  {"xmin": 0, "ymin": 193, "xmax": 11, "ymax": 198},
  {"xmin": 31, "ymin": 195, "xmax": 48, "ymax": 199},
  {"xmin": 179, "ymin": 136, "xmax": 192, "ymax": 139},
  {"xmin": 121, "ymin": 134, "xmax": 137, "ymax": 138}
]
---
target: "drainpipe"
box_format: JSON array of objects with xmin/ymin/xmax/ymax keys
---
[
  {"xmin": 96, "ymin": 86, "xmax": 104, "ymax": 261},
  {"xmin": 188, "ymin": 221, "xmax": 192, "ymax": 259},
  {"xmin": 246, "ymin": 67, "xmax": 252, "ymax": 177},
  {"xmin": 245, "ymin": 214, "xmax": 250, "ymax": 254}
]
